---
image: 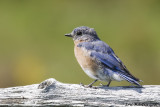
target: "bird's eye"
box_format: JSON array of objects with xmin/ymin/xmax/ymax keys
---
[{"xmin": 77, "ymin": 31, "xmax": 82, "ymax": 36}]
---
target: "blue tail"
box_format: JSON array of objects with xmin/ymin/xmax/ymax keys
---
[{"xmin": 117, "ymin": 72, "xmax": 142, "ymax": 87}]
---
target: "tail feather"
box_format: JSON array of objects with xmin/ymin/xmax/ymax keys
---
[{"xmin": 117, "ymin": 72, "xmax": 142, "ymax": 87}]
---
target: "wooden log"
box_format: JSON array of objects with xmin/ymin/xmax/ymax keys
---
[{"xmin": 0, "ymin": 78, "xmax": 159, "ymax": 106}]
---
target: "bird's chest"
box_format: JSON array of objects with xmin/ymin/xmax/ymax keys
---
[
  {"xmin": 74, "ymin": 46, "xmax": 110, "ymax": 81},
  {"xmin": 74, "ymin": 46, "xmax": 94, "ymax": 69},
  {"xmin": 74, "ymin": 42, "xmax": 99, "ymax": 79}
]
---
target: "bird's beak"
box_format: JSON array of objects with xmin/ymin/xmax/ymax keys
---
[{"xmin": 65, "ymin": 33, "xmax": 73, "ymax": 37}]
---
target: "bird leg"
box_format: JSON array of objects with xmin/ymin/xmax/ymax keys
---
[{"xmin": 87, "ymin": 79, "xmax": 98, "ymax": 87}]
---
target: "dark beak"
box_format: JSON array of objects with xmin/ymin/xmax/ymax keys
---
[{"xmin": 65, "ymin": 33, "xmax": 72, "ymax": 37}]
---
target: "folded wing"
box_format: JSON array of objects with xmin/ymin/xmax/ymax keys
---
[{"xmin": 78, "ymin": 41, "xmax": 141, "ymax": 86}]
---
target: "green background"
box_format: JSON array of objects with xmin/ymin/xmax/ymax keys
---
[{"xmin": 0, "ymin": 0, "xmax": 160, "ymax": 88}]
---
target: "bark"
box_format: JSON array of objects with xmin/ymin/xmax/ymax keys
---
[{"xmin": 0, "ymin": 78, "xmax": 159, "ymax": 106}]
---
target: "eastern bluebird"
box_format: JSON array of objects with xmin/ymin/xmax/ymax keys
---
[{"xmin": 65, "ymin": 26, "xmax": 142, "ymax": 87}]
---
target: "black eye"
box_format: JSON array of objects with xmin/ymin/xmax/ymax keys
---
[{"xmin": 77, "ymin": 31, "xmax": 82, "ymax": 36}]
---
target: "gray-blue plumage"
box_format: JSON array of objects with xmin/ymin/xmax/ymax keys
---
[
  {"xmin": 65, "ymin": 26, "xmax": 141, "ymax": 87},
  {"xmin": 77, "ymin": 40, "xmax": 141, "ymax": 86}
]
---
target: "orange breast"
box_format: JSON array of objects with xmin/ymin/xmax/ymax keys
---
[{"xmin": 74, "ymin": 40, "xmax": 98, "ymax": 77}]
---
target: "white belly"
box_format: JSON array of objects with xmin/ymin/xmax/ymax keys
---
[
  {"xmin": 82, "ymin": 67, "xmax": 111, "ymax": 82},
  {"xmin": 82, "ymin": 68, "xmax": 98, "ymax": 79}
]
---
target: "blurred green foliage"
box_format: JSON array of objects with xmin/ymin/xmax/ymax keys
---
[{"xmin": 0, "ymin": 0, "xmax": 160, "ymax": 88}]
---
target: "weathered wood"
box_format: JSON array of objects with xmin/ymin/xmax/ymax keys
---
[{"xmin": 0, "ymin": 78, "xmax": 159, "ymax": 106}]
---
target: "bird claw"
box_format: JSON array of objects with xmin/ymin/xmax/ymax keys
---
[
  {"xmin": 80, "ymin": 83, "xmax": 97, "ymax": 89},
  {"xmin": 87, "ymin": 84, "xmax": 93, "ymax": 88},
  {"xmin": 86, "ymin": 85, "xmax": 97, "ymax": 89}
]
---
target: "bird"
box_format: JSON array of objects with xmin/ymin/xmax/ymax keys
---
[{"xmin": 65, "ymin": 26, "xmax": 142, "ymax": 87}]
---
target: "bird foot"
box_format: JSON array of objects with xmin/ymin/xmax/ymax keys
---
[{"xmin": 80, "ymin": 83, "xmax": 97, "ymax": 89}]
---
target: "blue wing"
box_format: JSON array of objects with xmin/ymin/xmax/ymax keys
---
[{"xmin": 78, "ymin": 41, "xmax": 141, "ymax": 86}]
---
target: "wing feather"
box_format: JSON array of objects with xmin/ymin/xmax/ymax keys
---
[{"xmin": 78, "ymin": 41, "xmax": 141, "ymax": 86}]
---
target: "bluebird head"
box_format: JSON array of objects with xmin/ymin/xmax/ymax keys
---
[{"xmin": 65, "ymin": 26, "xmax": 100, "ymax": 41}]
